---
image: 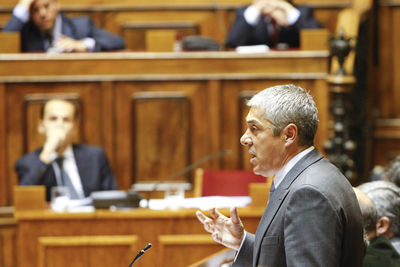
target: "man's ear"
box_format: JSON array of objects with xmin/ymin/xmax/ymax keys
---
[
  {"xmin": 376, "ymin": 216, "xmax": 394, "ymax": 238},
  {"xmin": 283, "ymin": 123, "xmax": 298, "ymax": 146}
]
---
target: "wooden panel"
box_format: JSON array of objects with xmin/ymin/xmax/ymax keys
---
[
  {"xmin": 131, "ymin": 92, "xmax": 191, "ymax": 183},
  {"xmin": 0, "ymin": 83, "xmax": 6, "ymax": 206},
  {"xmin": 122, "ymin": 21, "xmax": 198, "ymax": 51},
  {"xmin": 0, "ymin": 32, "xmax": 20, "ymax": 53},
  {"xmin": 158, "ymin": 235, "xmax": 224, "ymax": 267},
  {"xmin": 38, "ymin": 235, "xmax": 138, "ymax": 267},
  {"xmin": 0, "ymin": 218, "xmax": 17, "ymax": 267},
  {"xmin": 5, "ymin": 83, "xmax": 106, "ymax": 205},
  {"xmin": 15, "ymin": 208, "xmax": 263, "ymax": 267},
  {"xmin": 0, "ymin": 52, "xmax": 329, "ymax": 204}
]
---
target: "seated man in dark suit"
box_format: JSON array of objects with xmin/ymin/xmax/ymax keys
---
[
  {"xmin": 15, "ymin": 99, "xmax": 117, "ymax": 201},
  {"xmin": 225, "ymin": 0, "xmax": 320, "ymax": 49},
  {"xmin": 3, "ymin": 0, "xmax": 125, "ymax": 52},
  {"xmin": 354, "ymin": 187, "xmax": 400, "ymax": 267}
]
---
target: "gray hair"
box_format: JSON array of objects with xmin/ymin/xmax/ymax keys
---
[
  {"xmin": 247, "ymin": 84, "xmax": 319, "ymax": 146},
  {"xmin": 358, "ymin": 181, "xmax": 400, "ymax": 237},
  {"xmin": 383, "ymin": 155, "xmax": 400, "ymax": 187}
]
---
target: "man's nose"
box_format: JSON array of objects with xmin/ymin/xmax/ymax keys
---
[{"xmin": 240, "ymin": 130, "xmax": 251, "ymax": 146}]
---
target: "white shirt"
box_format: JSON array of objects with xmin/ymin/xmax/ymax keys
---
[
  {"xmin": 50, "ymin": 146, "xmax": 85, "ymax": 199},
  {"xmin": 235, "ymin": 146, "xmax": 315, "ymax": 260}
]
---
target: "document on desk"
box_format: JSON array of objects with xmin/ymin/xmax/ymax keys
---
[
  {"xmin": 235, "ymin": 45, "xmax": 270, "ymax": 53},
  {"xmin": 142, "ymin": 196, "xmax": 251, "ymax": 210}
]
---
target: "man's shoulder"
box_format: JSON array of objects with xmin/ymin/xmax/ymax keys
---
[
  {"xmin": 16, "ymin": 148, "xmax": 42, "ymax": 164},
  {"xmin": 62, "ymin": 14, "xmax": 92, "ymax": 26},
  {"xmin": 72, "ymin": 144, "xmax": 105, "ymax": 154}
]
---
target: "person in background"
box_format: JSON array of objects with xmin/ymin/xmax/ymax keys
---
[
  {"xmin": 225, "ymin": 0, "xmax": 320, "ymax": 49},
  {"xmin": 358, "ymin": 181, "xmax": 400, "ymax": 255},
  {"xmin": 354, "ymin": 187, "xmax": 400, "ymax": 267},
  {"xmin": 3, "ymin": 0, "xmax": 125, "ymax": 52},
  {"xmin": 382, "ymin": 155, "xmax": 400, "ymax": 187},
  {"xmin": 196, "ymin": 84, "xmax": 365, "ymax": 267},
  {"xmin": 15, "ymin": 99, "xmax": 117, "ymax": 201}
]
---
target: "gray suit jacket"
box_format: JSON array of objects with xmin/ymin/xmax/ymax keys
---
[
  {"xmin": 234, "ymin": 149, "xmax": 365, "ymax": 267},
  {"xmin": 3, "ymin": 13, "xmax": 125, "ymax": 52}
]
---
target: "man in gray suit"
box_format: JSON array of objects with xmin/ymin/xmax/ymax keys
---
[
  {"xmin": 3, "ymin": 0, "xmax": 125, "ymax": 52},
  {"xmin": 196, "ymin": 84, "xmax": 365, "ymax": 266}
]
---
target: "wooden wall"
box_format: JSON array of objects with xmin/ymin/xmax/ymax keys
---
[
  {"xmin": 0, "ymin": 52, "xmax": 329, "ymax": 206},
  {"xmin": 371, "ymin": 0, "xmax": 400, "ymax": 166}
]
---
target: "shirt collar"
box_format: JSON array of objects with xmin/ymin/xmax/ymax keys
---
[
  {"xmin": 273, "ymin": 146, "xmax": 314, "ymax": 189},
  {"xmin": 49, "ymin": 145, "xmax": 73, "ymax": 162}
]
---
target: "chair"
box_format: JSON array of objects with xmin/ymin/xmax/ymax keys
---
[{"xmin": 193, "ymin": 168, "xmax": 267, "ymax": 197}]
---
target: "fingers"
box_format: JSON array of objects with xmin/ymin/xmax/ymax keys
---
[
  {"xmin": 195, "ymin": 210, "xmax": 207, "ymax": 224},
  {"xmin": 196, "ymin": 210, "xmax": 215, "ymax": 234},
  {"xmin": 230, "ymin": 206, "xmax": 241, "ymax": 224}
]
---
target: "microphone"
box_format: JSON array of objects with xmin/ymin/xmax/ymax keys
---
[
  {"xmin": 146, "ymin": 150, "xmax": 231, "ymax": 205},
  {"xmin": 128, "ymin": 243, "xmax": 152, "ymax": 266}
]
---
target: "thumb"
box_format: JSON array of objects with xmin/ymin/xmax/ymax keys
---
[{"xmin": 230, "ymin": 207, "xmax": 241, "ymax": 224}]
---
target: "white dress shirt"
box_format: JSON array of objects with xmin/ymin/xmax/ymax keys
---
[{"xmin": 50, "ymin": 146, "xmax": 85, "ymax": 199}]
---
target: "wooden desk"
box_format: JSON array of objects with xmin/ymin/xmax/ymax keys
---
[
  {"xmin": 14, "ymin": 207, "xmax": 264, "ymax": 267},
  {"xmin": 0, "ymin": 51, "xmax": 329, "ymax": 206}
]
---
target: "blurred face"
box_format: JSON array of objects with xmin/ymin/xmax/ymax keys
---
[
  {"xmin": 40, "ymin": 100, "xmax": 75, "ymax": 146},
  {"xmin": 31, "ymin": 0, "xmax": 59, "ymax": 32},
  {"xmin": 240, "ymin": 106, "xmax": 287, "ymax": 177}
]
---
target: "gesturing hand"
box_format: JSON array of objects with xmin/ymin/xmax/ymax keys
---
[{"xmin": 196, "ymin": 207, "xmax": 244, "ymax": 250}]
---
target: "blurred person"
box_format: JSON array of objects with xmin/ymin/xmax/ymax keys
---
[
  {"xmin": 3, "ymin": 0, "xmax": 125, "ymax": 52},
  {"xmin": 15, "ymin": 99, "xmax": 117, "ymax": 201},
  {"xmin": 355, "ymin": 185, "xmax": 400, "ymax": 267},
  {"xmin": 225, "ymin": 0, "xmax": 320, "ymax": 49},
  {"xmin": 382, "ymin": 155, "xmax": 400, "ymax": 187},
  {"xmin": 358, "ymin": 181, "xmax": 400, "ymax": 255},
  {"xmin": 196, "ymin": 84, "xmax": 364, "ymax": 267}
]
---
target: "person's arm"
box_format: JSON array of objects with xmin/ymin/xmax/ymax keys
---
[
  {"xmin": 283, "ymin": 185, "xmax": 342, "ymax": 266},
  {"xmin": 15, "ymin": 154, "xmax": 51, "ymax": 185},
  {"xmin": 98, "ymin": 148, "xmax": 117, "ymax": 190},
  {"xmin": 3, "ymin": 0, "xmax": 33, "ymax": 32}
]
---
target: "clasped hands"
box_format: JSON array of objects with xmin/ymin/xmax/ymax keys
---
[
  {"xmin": 196, "ymin": 207, "xmax": 245, "ymax": 250},
  {"xmin": 252, "ymin": 0, "xmax": 297, "ymax": 26}
]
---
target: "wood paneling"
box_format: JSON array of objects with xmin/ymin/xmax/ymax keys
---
[
  {"xmin": 38, "ymin": 235, "xmax": 138, "ymax": 267},
  {"xmin": 0, "ymin": 52, "xmax": 329, "ymax": 205},
  {"xmin": 158, "ymin": 235, "xmax": 224, "ymax": 266},
  {"xmin": 14, "ymin": 207, "xmax": 264, "ymax": 267},
  {"xmin": 0, "ymin": 218, "xmax": 16, "ymax": 267}
]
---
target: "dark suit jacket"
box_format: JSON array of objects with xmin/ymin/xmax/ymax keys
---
[
  {"xmin": 364, "ymin": 236, "xmax": 400, "ymax": 267},
  {"xmin": 3, "ymin": 13, "xmax": 125, "ymax": 52},
  {"xmin": 233, "ymin": 149, "xmax": 365, "ymax": 267},
  {"xmin": 15, "ymin": 144, "xmax": 117, "ymax": 201},
  {"xmin": 225, "ymin": 6, "xmax": 320, "ymax": 48}
]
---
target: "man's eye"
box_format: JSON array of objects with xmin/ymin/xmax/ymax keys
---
[{"xmin": 251, "ymin": 126, "xmax": 257, "ymax": 131}]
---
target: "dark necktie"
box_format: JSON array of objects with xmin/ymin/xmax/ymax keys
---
[
  {"xmin": 270, "ymin": 20, "xmax": 279, "ymax": 47},
  {"xmin": 55, "ymin": 157, "xmax": 80, "ymax": 199}
]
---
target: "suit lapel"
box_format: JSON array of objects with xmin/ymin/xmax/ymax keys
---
[
  {"xmin": 73, "ymin": 145, "xmax": 90, "ymax": 196},
  {"xmin": 252, "ymin": 149, "xmax": 324, "ymax": 266}
]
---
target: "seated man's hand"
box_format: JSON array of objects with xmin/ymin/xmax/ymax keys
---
[
  {"xmin": 53, "ymin": 35, "xmax": 88, "ymax": 53},
  {"xmin": 18, "ymin": 0, "xmax": 35, "ymax": 10},
  {"xmin": 252, "ymin": 0, "xmax": 297, "ymax": 26},
  {"xmin": 196, "ymin": 207, "xmax": 244, "ymax": 250},
  {"xmin": 40, "ymin": 127, "xmax": 68, "ymax": 163}
]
